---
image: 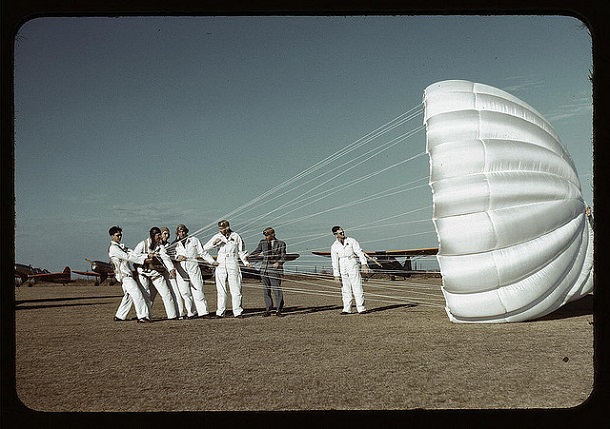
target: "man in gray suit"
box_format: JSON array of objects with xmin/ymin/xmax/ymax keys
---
[{"xmin": 249, "ymin": 227, "xmax": 286, "ymax": 317}]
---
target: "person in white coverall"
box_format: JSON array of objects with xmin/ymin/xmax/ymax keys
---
[
  {"xmin": 203, "ymin": 219, "xmax": 252, "ymax": 318},
  {"xmin": 174, "ymin": 224, "xmax": 217, "ymax": 319},
  {"xmin": 160, "ymin": 226, "xmax": 191, "ymax": 320},
  {"xmin": 330, "ymin": 226, "xmax": 369, "ymax": 315},
  {"xmin": 134, "ymin": 227, "xmax": 178, "ymax": 320},
  {"xmin": 108, "ymin": 225, "xmax": 152, "ymax": 323}
]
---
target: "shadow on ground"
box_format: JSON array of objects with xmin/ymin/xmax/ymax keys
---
[
  {"xmin": 15, "ymin": 296, "xmax": 119, "ymax": 310},
  {"xmin": 238, "ymin": 303, "xmax": 418, "ymax": 318},
  {"xmin": 537, "ymin": 294, "xmax": 593, "ymax": 321}
]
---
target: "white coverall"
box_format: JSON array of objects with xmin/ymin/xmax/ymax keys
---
[
  {"xmin": 164, "ymin": 241, "xmax": 194, "ymax": 318},
  {"xmin": 134, "ymin": 238, "xmax": 177, "ymax": 320},
  {"xmin": 331, "ymin": 237, "xmax": 368, "ymax": 313},
  {"xmin": 174, "ymin": 236, "xmax": 215, "ymax": 317},
  {"xmin": 109, "ymin": 241, "xmax": 150, "ymax": 321},
  {"xmin": 204, "ymin": 231, "xmax": 249, "ymax": 317}
]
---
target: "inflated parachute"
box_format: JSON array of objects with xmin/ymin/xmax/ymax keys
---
[{"xmin": 424, "ymin": 80, "xmax": 593, "ymax": 323}]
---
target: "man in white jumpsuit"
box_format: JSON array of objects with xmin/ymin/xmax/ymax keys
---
[
  {"xmin": 174, "ymin": 224, "xmax": 217, "ymax": 319},
  {"xmin": 330, "ymin": 226, "xmax": 369, "ymax": 314},
  {"xmin": 160, "ymin": 226, "xmax": 191, "ymax": 319},
  {"xmin": 134, "ymin": 227, "xmax": 178, "ymax": 320},
  {"xmin": 203, "ymin": 220, "xmax": 252, "ymax": 318},
  {"xmin": 108, "ymin": 226, "xmax": 151, "ymax": 323}
]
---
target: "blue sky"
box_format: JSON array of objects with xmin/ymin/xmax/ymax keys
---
[{"xmin": 13, "ymin": 15, "xmax": 593, "ymax": 273}]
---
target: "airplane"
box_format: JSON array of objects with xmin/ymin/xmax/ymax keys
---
[
  {"xmin": 15, "ymin": 263, "xmax": 50, "ymax": 286},
  {"xmin": 73, "ymin": 259, "xmax": 116, "ymax": 286},
  {"xmin": 15, "ymin": 264, "xmax": 75, "ymax": 286},
  {"xmin": 311, "ymin": 248, "xmax": 439, "ymax": 281}
]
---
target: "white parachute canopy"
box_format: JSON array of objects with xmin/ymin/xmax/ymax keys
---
[{"xmin": 423, "ymin": 80, "xmax": 593, "ymax": 323}]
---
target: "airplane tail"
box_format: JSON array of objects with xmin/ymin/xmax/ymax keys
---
[{"xmin": 63, "ymin": 267, "xmax": 71, "ymax": 274}]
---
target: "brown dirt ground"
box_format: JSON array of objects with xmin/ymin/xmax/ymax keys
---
[{"xmin": 13, "ymin": 275, "xmax": 594, "ymax": 414}]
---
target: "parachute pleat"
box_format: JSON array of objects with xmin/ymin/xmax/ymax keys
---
[{"xmin": 424, "ymin": 80, "xmax": 593, "ymax": 323}]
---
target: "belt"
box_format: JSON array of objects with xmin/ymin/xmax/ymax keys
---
[{"xmin": 140, "ymin": 272, "xmax": 162, "ymax": 280}]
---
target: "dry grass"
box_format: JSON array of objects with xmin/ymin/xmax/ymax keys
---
[{"xmin": 13, "ymin": 275, "xmax": 594, "ymax": 414}]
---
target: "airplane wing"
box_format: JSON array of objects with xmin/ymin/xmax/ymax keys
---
[
  {"xmin": 247, "ymin": 253, "xmax": 301, "ymax": 262},
  {"xmin": 73, "ymin": 270, "xmax": 101, "ymax": 277},
  {"xmin": 365, "ymin": 248, "xmax": 439, "ymax": 256}
]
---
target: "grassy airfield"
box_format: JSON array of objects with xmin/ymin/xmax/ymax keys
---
[{"xmin": 13, "ymin": 275, "xmax": 593, "ymax": 414}]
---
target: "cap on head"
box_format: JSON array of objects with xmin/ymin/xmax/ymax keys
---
[
  {"xmin": 176, "ymin": 224, "xmax": 189, "ymax": 233},
  {"xmin": 218, "ymin": 219, "xmax": 230, "ymax": 228}
]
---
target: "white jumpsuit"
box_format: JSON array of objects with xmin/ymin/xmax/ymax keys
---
[
  {"xmin": 331, "ymin": 237, "xmax": 368, "ymax": 313},
  {"xmin": 134, "ymin": 238, "xmax": 177, "ymax": 320},
  {"xmin": 162, "ymin": 241, "xmax": 188, "ymax": 318},
  {"xmin": 109, "ymin": 241, "xmax": 150, "ymax": 321},
  {"xmin": 174, "ymin": 236, "xmax": 215, "ymax": 317},
  {"xmin": 204, "ymin": 231, "xmax": 249, "ymax": 317}
]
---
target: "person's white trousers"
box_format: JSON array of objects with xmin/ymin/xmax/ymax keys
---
[
  {"xmin": 340, "ymin": 262, "xmax": 366, "ymax": 313},
  {"xmin": 215, "ymin": 262, "xmax": 243, "ymax": 317},
  {"xmin": 115, "ymin": 276, "xmax": 150, "ymax": 320},
  {"xmin": 139, "ymin": 274, "xmax": 178, "ymax": 319},
  {"xmin": 175, "ymin": 264, "xmax": 210, "ymax": 317}
]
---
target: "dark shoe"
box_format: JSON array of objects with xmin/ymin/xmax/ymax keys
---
[
  {"xmin": 187, "ymin": 315, "xmax": 199, "ymax": 320},
  {"xmin": 235, "ymin": 314, "xmax": 244, "ymax": 319},
  {"xmin": 113, "ymin": 316, "xmax": 125, "ymax": 322},
  {"xmin": 358, "ymin": 310, "xmax": 369, "ymax": 315},
  {"xmin": 215, "ymin": 314, "xmax": 224, "ymax": 319},
  {"xmin": 340, "ymin": 311, "xmax": 351, "ymax": 315},
  {"xmin": 276, "ymin": 311, "xmax": 284, "ymax": 317},
  {"xmin": 178, "ymin": 316, "xmax": 186, "ymax": 320},
  {"xmin": 137, "ymin": 318, "xmax": 151, "ymax": 323},
  {"xmin": 200, "ymin": 314, "xmax": 214, "ymax": 319},
  {"xmin": 262, "ymin": 312, "xmax": 271, "ymax": 317},
  {"xmin": 167, "ymin": 317, "xmax": 178, "ymax": 320}
]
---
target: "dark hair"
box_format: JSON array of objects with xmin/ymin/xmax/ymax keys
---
[
  {"xmin": 148, "ymin": 226, "xmax": 162, "ymax": 250},
  {"xmin": 331, "ymin": 226, "xmax": 342, "ymax": 234},
  {"xmin": 109, "ymin": 225, "xmax": 122, "ymax": 236}
]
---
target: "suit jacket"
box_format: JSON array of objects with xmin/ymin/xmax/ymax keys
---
[{"xmin": 250, "ymin": 239, "xmax": 286, "ymax": 274}]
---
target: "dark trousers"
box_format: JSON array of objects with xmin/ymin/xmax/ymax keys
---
[{"xmin": 262, "ymin": 271, "xmax": 284, "ymax": 312}]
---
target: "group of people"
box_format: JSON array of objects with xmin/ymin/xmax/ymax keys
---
[{"xmin": 108, "ymin": 220, "xmax": 370, "ymax": 323}]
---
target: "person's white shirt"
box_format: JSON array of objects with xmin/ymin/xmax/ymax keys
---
[
  {"xmin": 330, "ymin": 236, "xmax": 368, "ymax": 277},
  {"xmin": 134, "ymin": 238, "xmax": 174, "ymax": 276},
  {"xmin": 175, "ymin": 235, "xmax": 215, "ymax": 267},
  {"xmin": 108, "ymin": 241, "xmax": 147, "ymax": 282},
  {"xmin": 203, "ymin": 231, "xmax": 249, "ymax": 265}
]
